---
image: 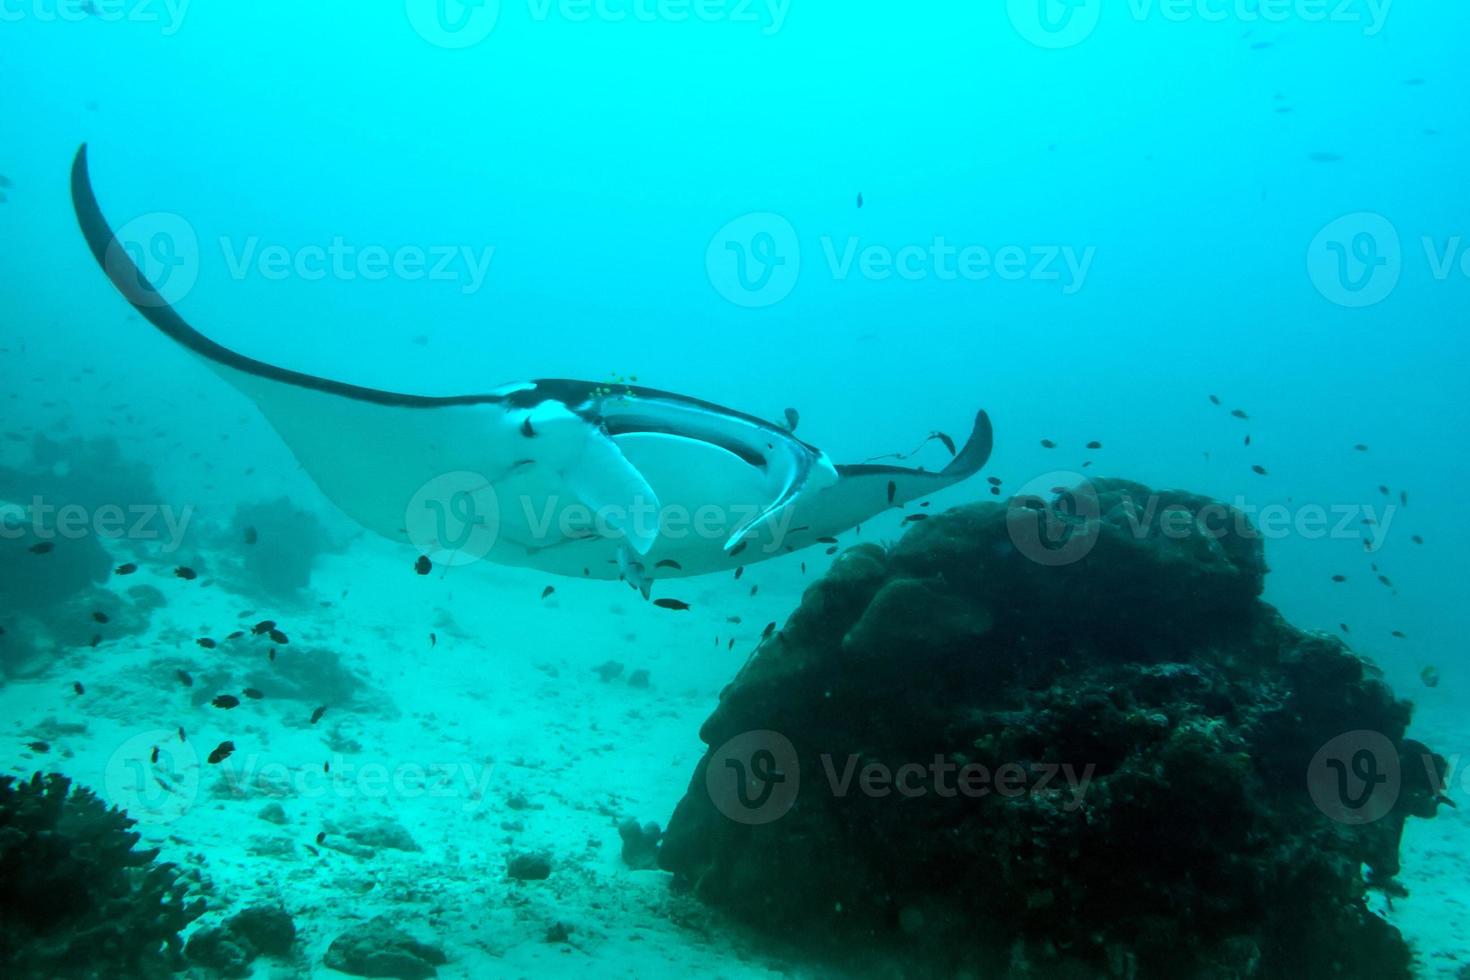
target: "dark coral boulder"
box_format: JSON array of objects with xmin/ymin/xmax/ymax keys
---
[
  {"xmin": 0, "ymin": 773, "xmax": 205, "ymax": 979},
  {"xmin": 659, "ymin": 481, "xmax": 1447, "ymax": 980}
]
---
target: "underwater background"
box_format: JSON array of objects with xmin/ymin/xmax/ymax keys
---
[{"xmin": 2, "ymin": 2, "xmax": 1469, "ymax": 978}]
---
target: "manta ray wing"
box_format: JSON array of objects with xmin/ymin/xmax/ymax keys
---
[{"xmin": 69, "ymin": 143, "xmax": 866, "ymax": 578}]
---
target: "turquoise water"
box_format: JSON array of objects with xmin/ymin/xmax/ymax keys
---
[{"xmin": 2, "ymin": 3, "xmax": 1468, "ymax": 978}]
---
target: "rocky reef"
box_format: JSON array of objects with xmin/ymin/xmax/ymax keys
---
[
  {"xmin": 0, "ymin": 772, "xmax": 205, "ymax": 979},
  {"xmin": 659, "ymin": 480, "xmax": 1449, "ymax": 980}
]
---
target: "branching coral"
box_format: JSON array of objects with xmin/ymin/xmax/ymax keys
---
[{"xmin": 0, "ymin": 773, "xmax": 205, "ymax": 979}]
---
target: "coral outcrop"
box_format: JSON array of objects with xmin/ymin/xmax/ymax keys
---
[
  {"xmin": 659, "ymin": 480, "xmax": 1449, "ymax": 980},
  {"xmin": 0, "ymin": 773, "xmax": 204, "ymax": 979}
]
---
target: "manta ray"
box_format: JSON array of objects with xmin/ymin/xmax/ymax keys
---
[{"xmin": 70, "ymin": 144, "xmax": 993, "ymax": 590}]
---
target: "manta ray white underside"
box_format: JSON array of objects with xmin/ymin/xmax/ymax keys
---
[{"xmin": 70, "ymin": 144, "xmax": 992, "ymax": 587}]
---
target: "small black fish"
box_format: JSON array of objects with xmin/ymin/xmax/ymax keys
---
[
  {"xmin": 726, "ymin": 616, "xmax": 742, "ymax": 624},
  {"xmin": 1391, "ymin": 630, "xmax": 1406, "ymax": 639},
  {"xmin": 242, "ymin": 526, "xmax": 258, "ymax": 545},
  {"xmin": 1251, "ymin": 465, "xmax": 1268, "ymax": 475},
  {"xmin": 174, "ymin": 566, "xmax": 197, "ymax": 580},
  {"xmin": 251, "ymin": 620, "xmax": 275, "ymax": 635},
  {"xmin": 653, "ymin": 598, "xmax": 690, "ymax": 611},
  {"xmin": 761, "ymin": 622, "xmax": 776, "ymax": 640},
  {"xmin": 92, "ymin": 611, "xmax": 108, "ymax": 624},
  {"xmin": 990, "ymin": 486, "xmax": 1000, "ymax": 496},
  {"xmin": 323, "ymin": 761, "xmax": 330, "ymax": 773},
  {"xmin": 227, "ymin": 630, "xmax": 244, "ymax": 640},
  {"xmin": 825, "ymin": 546, "xmax": 838, "ymax": 555},
  {"xmin": 1412, "ymin": 535, "xmax": 1424, "ymax": 545},
  {"xmin": 729, "ymin": 540, "xmax": 748, "ymax": 557},
  {"xmin": 1230, "ymin": 409, "xmax": 1249, "ymax": 420},
  {"xmin": 1400, "ymin": 490, "xmax": 1408, "ymax": 506},
  {"xmin": 177, "ymin": 669, "xmax": 194, "ymax": 686},
  {"xmin": 1086, "ymin": 440, "xmax": 1102, "ymax": 450},
  {"xmin": 1209, "ymin": 395, "xmax": 1221, "ymax": 405},
  {"xmin": 30, "ymin": 542, "xmax": 54, "ymax": 555},
  {"xmin": 243, "ymin": 688, "xmax": 264, "ymax": 700},
  {"xmin": 1353, "ymin": 443, "xmax": 1368, "ymax": 452},
  {"xmin": 734, "ymin": 566, "xmax": 744, "ymax": 580},
  {"xmin": 987, "ymin": 477, "xmax": 1002, "ymax": 486},
  {"xmin": 1378, "ymin": 485, "xmax": 1389, "ymax": 496},
  {"xmin": 1331, "ymin": 575, "xmax": 1346, "ymax": 583},
  {"xmin": 316, "ymin": 831, "xmax": 326, "ymax": 844},
  {"xmin": 1244, "ymin": 435, "xmax": 1251, "ymax": 447},
  {"xmin": 150, "ymin": 745, "xmax": 159, "ymax": 763},
  {"xmin": 115, "ymin": 562, "xmax": 138, "ymax": 575},
  {"xmin": 268, "ymin": 629, "xmax": 288, "ymax": 645},
  {"xmin": 89, "ymin": 634, "xmax": 102, "ymax": 648},
  {"xmin": 783, "ymin": 407, "xmax": 800, "ymax": 432},
  {"xmin": 816, "ymin": 536, "xmax": 838, "ymax": 544},
  {"xmin": 197, "ymin": 637, "xmax": 216, "ymax": 649},
  {"xmin": 521, "ymin": 417, "xmax": 535, "ymax": 437},
  {"xmin": 655, "ymin": 559, "xmax": 682, "ymax": 570},
  {"xmin": 26, "ymin": 740, "xmax": 49, "ymax": 753},
  {"xmin": 268, "ymin": 648, "xmax": 276, "ymax": 662},
  {"xmin": 310, "ymin": 705, "xmax": 326, "ymax": 724},
  {"xmin": 73, "ymin": 681, "xmax": 84, "ymax": 695},
  {"xmin": 430, "ymin": 632, "xmax": 437, "ymax": 647},
  {"xmin": 541, "ymin": 585, "xmax": 555, "ymax": 599},
  {"xmin": 212, "ymin": 694, "xmax": 240, "ymax": 709},
  {"xmin": 902, "ymin": 513, "xmax": 928, "ymax": 524},
  {"xmin": 856, "ymin": 191, "xmax": 863, "ymax": 208},
  {"xmin": 414, "ymin": 555, "xmax": 432, "ymax": 575},
  {"xmin": 1340, "ymin": 623, "xmax": 1350, "ymax": 634},
  {"xmin": 208, "ymin": 741, "xmax": 235, "ymax": 764},
  {"xmin": 1040, "ymin": 439, "xmax": 1056, "ymax": 449},
  {"xmin": 1378, "ymin": 575, "xmax": 1393, "ymax": 587},
  {"xmin": 887, "ymin": 480, "xmax": 897, "ymax": 504},
  {"xmin": 1421, "ymin": 666, "xmax": 1440, "ymax": 688},
  {"xmin": 749, "ymin": 584, "xmax": 758, "ymax": 596}
]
